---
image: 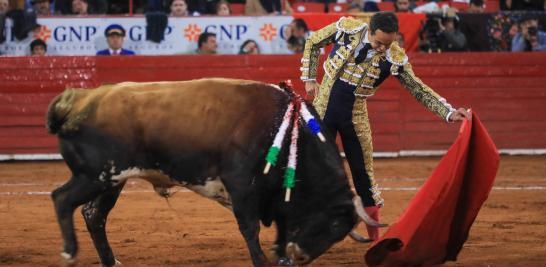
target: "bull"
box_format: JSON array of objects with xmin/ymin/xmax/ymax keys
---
[{"xmin": 46, "ymin": 78, "xmax": 381, "ymax": 267}]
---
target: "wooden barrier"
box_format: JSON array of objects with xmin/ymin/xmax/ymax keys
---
[{"xmin": 1, "ymin": 53, "xmax": 545, "ymax": 155}]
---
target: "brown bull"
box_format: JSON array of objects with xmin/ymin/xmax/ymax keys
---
[{"xmin": 46, "ymin": 78, "xmax": 381, "ymax": 267}]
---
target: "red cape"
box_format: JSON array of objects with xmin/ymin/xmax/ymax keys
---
[{"xmin": 365, "ymin": 112, "xmax": 499, "ymax": 266}]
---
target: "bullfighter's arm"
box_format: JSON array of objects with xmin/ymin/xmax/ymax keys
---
[
  {"xmin": 300, "ymin": 23, "xmax": 338, "ymax": 81},
  {"xmin": 396, "ymin": 62, "xmax": 457, "ymax": 122}
]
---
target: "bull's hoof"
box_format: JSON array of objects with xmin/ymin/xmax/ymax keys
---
[
  {"xmin": 277, "ymin": 257, "xmax": 293, "ymax": 266},
  {"xmin": 60, "ymin": 252, "xmax": 76, "ymax": 266},
  {"xmin": 100, "ymin": 259, "xmax": 123, "ymax": 267}
]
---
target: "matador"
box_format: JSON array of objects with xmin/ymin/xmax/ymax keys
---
[{"xmin": 299, "ymin": 12, "xmax": 470, "ymax": 240}]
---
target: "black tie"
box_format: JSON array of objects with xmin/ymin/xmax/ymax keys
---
[{"xmin": 354, "ymin": 43, "xmax": 372, "ymax": 64}]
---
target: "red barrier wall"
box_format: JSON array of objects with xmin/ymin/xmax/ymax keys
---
[{"xmin": 1, "ymin": 53, "xmax": 546, "ymax": 155}]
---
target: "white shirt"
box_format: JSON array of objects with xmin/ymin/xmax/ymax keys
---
[
  {"xmin": 109, "ymin": 49, "xmax": 122, "ymax": 55},
  {"xmin": 354, "ymin": 30, "xmax": 376, "ymax": 61}
]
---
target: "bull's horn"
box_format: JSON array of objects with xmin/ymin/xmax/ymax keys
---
[
  {"xmin": 353, "ymin": 196, "xmax": 388, "ymax": 228},
  {"xmin": 348, "ymin": 230, "xmax": 374, "ymax": 243}
]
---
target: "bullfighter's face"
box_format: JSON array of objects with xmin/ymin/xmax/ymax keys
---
[{"xmin": 369, "ymin": 29, "xmax": 397, "ymax": 54}]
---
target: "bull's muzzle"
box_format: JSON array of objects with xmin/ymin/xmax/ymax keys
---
[{"xmin": 286, "ymin": 242, "xmax": 311, "ymax": 265}]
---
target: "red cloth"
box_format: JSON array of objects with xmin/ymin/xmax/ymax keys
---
[{"xmin": 365, "ymin": 112, "xmax": 499, "ymax": 266}]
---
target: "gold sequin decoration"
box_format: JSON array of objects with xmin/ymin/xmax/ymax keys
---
[
  {"xmin": 396, "ymin": 63, "xmax": 451, "ymax": 119},
  {"xmin": 352, "ymin": 99, "xmax": 383, "ymax": 206}
]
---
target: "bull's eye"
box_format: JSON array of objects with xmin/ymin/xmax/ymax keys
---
[{"xmin": 330, "ymin": 220, "xmax": 341, "ymax": 232}]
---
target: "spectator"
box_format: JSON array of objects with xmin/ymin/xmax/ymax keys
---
[
  {"xmin": 239, "ymin": 39, "xmax": 259, "ymax": 54},
  {"xmin": 170, "ymin": 0, "xmax": 189, "ymax": 16},
  {"xmin": 419, "ymin": 16, "xmax": 442, "ymax": 52},
  {"xmin": 439, "ymin": 12, "xmax": 467, "ymax": 51},
  {"xmin": 286, "ymin": 18, "xmax": 309, "ymax": 54},
  {"xmin": 0, "ymin": 0, "xmax": 9, "ymax": 14},
  {"xmin": 31, "ymin": 0, "xmax": 52, "ymax": 15},
  {"xmin": 96, "ymin": 24, "xmax": 135, "ymax": 55},
  {"xmin": 501, "ymin": 0, "xmax": 545, "ymax": 11},
  {"xmin": 30, "ymin": 38, "xmax": 46, "ymax": 55},
  {"xmin": 413, "ymin": 1, "xmax": 440, "ymax": 13},
  {"xmin": 395, "ymin": 0, "xmax": 412, "ymax": 12},
  {"xmin": 512, "ymin": 15, "xmax": 546, "ymax": 52},
  {"xmin": 215, "ymin": 0, "xmax": 230, "ymax": 15},
  {"xmin": 467, "ymin": 0, "xmax": 485, "ymax": 13},
  {"xmin": 197, "ymin": 32, "xmax": 217, "ymax": 54},
  {"xmin": 186, "ymin": 0, "xmax": 217, "ymax": 14},
  {"xmin": 55, "ymin": 0, "xmax": 106, "ymax": 15},
  {"xmin": 71, "ymin": 0, "xmax": 88, "ymax": 15},
  {"xmin": 245, "ymin": 0, "xmax": 292, "ymax": 15},
  {"xmin": 347, "ymin": 3, "xmax": 362, "ymax": 13},
  {"xmin": 363, "ymin": 0, "xmax": 380, "ymax": 12}
]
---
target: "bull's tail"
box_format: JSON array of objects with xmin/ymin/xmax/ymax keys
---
[{"xmin": 46, "ymin": 89, "xmax": 77, "ymax": 134}]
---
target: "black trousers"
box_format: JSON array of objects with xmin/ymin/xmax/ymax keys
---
[{"xmin": 323, "ymin": 79, "xmax": 376, "ymax": 207}]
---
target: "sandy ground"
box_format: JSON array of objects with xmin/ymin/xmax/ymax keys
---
[{"xmin": 1, "ymin": 156, "xmax": 545, "ymax": 267}]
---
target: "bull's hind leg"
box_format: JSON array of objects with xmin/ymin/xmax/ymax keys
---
[
  {"xmin": 82, "ymin": 181, "xmax": 126, "ymax": 267},
  {"xmin": 51, "ymin": 175, "xmax": 104, "ymax": 265}
]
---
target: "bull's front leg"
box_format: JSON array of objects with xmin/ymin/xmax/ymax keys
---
[
  {"xmin": 232, "ymin": 193, "xmax": 269, "ymax": 267},
  {"xmin": 269, "ymin": 219, "xmax": 292, "ymax": 266}
]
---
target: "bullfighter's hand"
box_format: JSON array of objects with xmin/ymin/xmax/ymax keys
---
[
  {"xmin": 305, "ymin": 81, "xmax": 319, "ymax": 100},
  {"xmin": 449, "ymin": 108, "xmax": 471, "ymax": 122}
]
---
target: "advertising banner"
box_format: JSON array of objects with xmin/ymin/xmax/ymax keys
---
[{"xmin": 0, "ymin": 16, "xmax": 294, "ymax": 56}]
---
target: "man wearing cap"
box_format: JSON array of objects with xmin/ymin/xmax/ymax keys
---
[{"xmin": 97, "ymin": 24, "xmax": 135, "ymax": 56}]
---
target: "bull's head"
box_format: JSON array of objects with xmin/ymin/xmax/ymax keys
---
[
  {"xmin": 272, "ymin": 196, "xmax": 384, "ymax": 265},
  {"xmin": 268, "ymin": 119, "xmax": 386, "ymax": 265}
]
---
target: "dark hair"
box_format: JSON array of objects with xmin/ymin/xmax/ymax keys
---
[
  {"xmin": 292, "ymin": 18, "xmax": 308, "ymax": 32},
  {"xmin": 198, "ymin": 32, "xmax": 216, "ymax": 48},
  {"xmin": 238, "ymin": 39, "xmax": 258, "ymax": 54},
  {"xmin": 216, "ymin": 0, "xmax": 231, "ymax": 14},
  {"xmin": 519, "ymin": 14, "xmax": 537, "ymax": 25},
  {"xmin": 30, "ymin": 39, "xmax": 47, "ymax": 51},
  {"xmin": 370, "ymin": 12, "xmax": 399, "ymax": 34}
]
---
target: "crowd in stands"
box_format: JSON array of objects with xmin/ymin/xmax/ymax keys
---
[
  {"xmin": 0, "ymin": 0, "xmax": 543, "ymax": 17},
  {"xmin": 1, "ymin": 0, "xmax": 545, "ymax": 55}
]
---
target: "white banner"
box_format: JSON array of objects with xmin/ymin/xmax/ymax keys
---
[{"xmin": 0, "ymin": 16, "xmax": 294, "ymax": 56}]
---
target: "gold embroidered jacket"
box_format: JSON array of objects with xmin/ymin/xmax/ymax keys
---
[{"xmin": 300, "ymin": 16, "xmax": 456, "ymax": 122}]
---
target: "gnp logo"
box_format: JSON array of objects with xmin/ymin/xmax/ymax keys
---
[
  {"xmin": 33, "ymin": 25, "xmax": 52, "ymax": 42},
  {"xmin": 259, "ymin": 23, "xmax": 277, "ymax": 42},
  {"xmin": 184, "ymin": 24, "xmax": 202, "ymax": 41},
  {"xmin": 184, "ymin": 24, "xmax": 249, "ymax": 42}
]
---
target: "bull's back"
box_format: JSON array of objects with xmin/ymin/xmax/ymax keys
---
[{"xmin": 58, "ymin": 78, "xmax": 287, "ymax": 153}]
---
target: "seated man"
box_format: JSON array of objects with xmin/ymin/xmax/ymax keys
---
[
  {"xmin": 196, "ymin": 32, "xmax": 217, "ymax": 54},
  {"xmin": 96, "ymin": 24, "xmax": 135, "ymax": 56},
  {"xmin": 286, "ymin": 18, "xmax": 309, "ymax": 54}
]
